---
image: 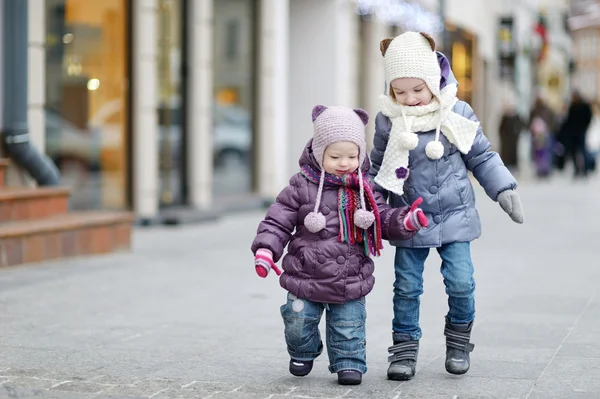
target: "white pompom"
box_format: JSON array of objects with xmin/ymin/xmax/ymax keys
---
[
  {"xmin": 304, "ymin": 211, "xmax": 326, "ymax": 233},
  {"xmin": 399, "ymin": 132, "xmax": 419, "ymax": 150},
  {"xmin": 354, "ymin": 209, "xmax": 375, "ymax": 229},
  {"xmin": 425, "ymin": 140, "xmax": 444, "ymax": 160}
]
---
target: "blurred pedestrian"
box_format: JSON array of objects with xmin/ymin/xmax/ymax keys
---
[
  {"xmin": 371, "ymin": 32, "xmax": 524, "ymax": 381},
  {"xmin": 528, "ymin": 96, "xmax": 557, "ymax": 177},
  {"xmin": 585, "ymin": 101, "xmax": 600, "ymax": 172},
  {"xmin": 499, "ymin": 100, "xmax": 526, "ymax": 172},
  {"xmin": 558, "ymin": 91, "xmax": 593, "ymax": 178},
  {"xmin": 251, "ymin": 105, "xmax": 426, "ymax": 386}
]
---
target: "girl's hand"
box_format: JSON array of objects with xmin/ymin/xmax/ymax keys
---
[
  {"xmin": 497, "ymin": 190, "xmax": 524, "ymax": 224},
  {"xmin": 254, "ymin": 248, "xmax": 282, "ymax": 278},
  {"xmin": 404, "ymin": 197, "xmax": 428, "ymax": 231}
]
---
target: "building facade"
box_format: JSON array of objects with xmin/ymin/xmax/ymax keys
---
[
  {"xmin": 569, "ymin": 0, "xmax": 600, "ymax": 103},
  {"xmin": 13, "ymin": 0, "xmax": 572, "ymax": 223},
  {"xmin": 35, "ymin": 0, "xmax": 283, "ymax": 222},
  {"xmin": 26, "ymin": 0, "xmax": 361, "ymax": 222}
]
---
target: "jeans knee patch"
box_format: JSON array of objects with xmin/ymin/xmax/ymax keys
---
[
  {"xmin": 447, "ymin": 279, "xmax": 475, "ymax": 297},
  {"xmin": 328, "ymin": 321, "xmax": 365, "ymax": 349},
  {"xmin": 283, "ymin": 315, "xmax": 320, "ymax": 349}
]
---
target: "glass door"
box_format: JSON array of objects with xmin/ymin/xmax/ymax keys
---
[
  {"xmin": 45, "ymin": 0, "xmax": 130, "ymax": 210},
  {"xmin": 212, "ymin": 0, "xmax": 256, "ymax": 197},
  {"xmin": 157, "ymin": 0, "xmax": 186, "ymax": 207}
]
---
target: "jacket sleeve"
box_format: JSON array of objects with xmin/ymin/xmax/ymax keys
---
[
  {"xmin": 458, "ymin": 101, "xmax": 517, "ymax": 201},
  {"xmin": 371, "ymin": 182, "xmax": 416, "ymax": 241},
  {"xmin": 250, "ymin": 174, "xmax": 303, "ymax": 262},
  {"xmin": 369, "ymin": 112, "xmax": 391, "ymax": 201}
]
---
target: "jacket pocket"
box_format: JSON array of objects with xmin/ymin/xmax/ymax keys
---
[{"xmin": 447, "ymin": 155, "xmax": 469, "ymax": 206}]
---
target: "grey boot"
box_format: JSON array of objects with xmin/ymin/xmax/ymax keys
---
[
  {"xmin": 387, "ymin": 334, "xmax": 419, "ymax": 381},
  {"xmin": 444, "ymin": 317, "xmax": 474, "ymax": 375}
]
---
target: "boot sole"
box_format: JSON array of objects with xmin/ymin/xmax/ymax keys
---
[
  {"xmin": 290, "ymin": 369, "xmax": 311, "ymax": 377},
  {"xmin": 338, "ymin": 378, "xmax": 362, "ymax": 385},
  {"xmin": 387, "ymin": 372, "xmax": 415, "ymax": 381},
  {"xmin": 445, "ymin": 365, "xmax": 469, "ymax": 375}
]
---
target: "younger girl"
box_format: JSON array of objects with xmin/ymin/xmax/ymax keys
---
[{"xmin": 251, "ymin": 105, "xmax": 426, "ymax": 385}]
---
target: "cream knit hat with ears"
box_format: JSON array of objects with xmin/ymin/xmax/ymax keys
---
[
  {"xmin": 382, "ymin": 31, "xmax": 441, "ymax": 98},
  {"xmin": 304, "ymin": 105, "xmax": 375, "ymax": 233},
  {"xmin": 381, "ymin": 31, "xmax": 446, "ymax": 159}
]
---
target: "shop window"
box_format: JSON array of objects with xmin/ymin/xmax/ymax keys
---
[
  {"xmin": 445, "ymin": 23, "xmax": 474, "ymax": 105},
  {"xmin": 157, "ymin": 0, "xmax": 186, "ymax": 207},
  {"xmin": 212, "ymin": 0, "xmax": 256, "ymax": 197},
  {"xmin": 45, "ymin": 0, "xmax": 129, "ymax": 210}
]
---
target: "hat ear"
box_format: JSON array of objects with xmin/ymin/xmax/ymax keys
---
[
  {"xmin": 419, "ymin": 32, "xmax": 436, "ymax": 51},
  {"xmin": 312, "ymin": 105, "xmax": 328, "ymax": 122},
  {"xmin": 353, "ymin": 108, "xmax": 369, "ymax": 126},
  {"xmin": 380, "ymin": 38, "xmax": 394, "ymax": 56}
]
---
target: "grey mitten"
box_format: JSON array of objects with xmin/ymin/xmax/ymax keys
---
[{"xmin": 497, "ymin": 190, "xmax": 524, "ymax": 224}]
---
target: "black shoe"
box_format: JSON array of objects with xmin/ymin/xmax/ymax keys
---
[
  {"xmin": 444, "ymin": 317, "xmax": 475, "ymax": 375},
  {"xmin": 387, "ymin": 335, "xmax": 419, "ymax": 381},
  {"xmin": 289, "ymin": 359, "xmax": 313, "ymax": 377},
  {"xmin": 337, "ymin": 370, "xmax": 362, "ymax": 385}
]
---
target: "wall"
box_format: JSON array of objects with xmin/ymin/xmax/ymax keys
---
[
  {"xmin": 186, "ymin": 0, "xmax": 213, "ymax": 209},
  {"xmin": 446, "ymin": 0, "xmax": 502, "ymax": 146},
  {"xmin": 29, "ymin": 0, "xmax": 46, "ymax": 153},
  {"xmin": 288, "ymin": 0, "xmax": 358, "ymax": 177},
  {"xmin": 257, "ymin": 0, "xmax": 289, "ymax": 198},
  {"xmin": 133, "ymin": 0, "xmax": 159, "ymax": 218}
]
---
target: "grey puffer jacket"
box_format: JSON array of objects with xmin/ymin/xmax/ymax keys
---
[
  {"xmin": 370, "ymin": 53, "xmax": 517, "ymax": 248},
  {"xmin": 251, "ymin": 140, "xmax": 416, "ymax": 304}
]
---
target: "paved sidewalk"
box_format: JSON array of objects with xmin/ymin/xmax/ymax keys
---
[{"xmin": 0, "ymin": 173, "xmax": 599, "ymax": 399}]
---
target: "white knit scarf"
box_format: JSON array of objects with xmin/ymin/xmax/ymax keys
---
[{"xmin": 374, "ymin": 83, "xmax": 480, "ymax": 196}]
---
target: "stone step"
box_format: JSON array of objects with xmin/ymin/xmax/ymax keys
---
[
  {"xmin": 0, "ymin": 159, "xmax": 9, "ymax": 187},
  {"xmin": 0, "ymin": 211, "xmax": 134, "ymax": 267},
  {"xmin": 0, "ymin": 186, "xmax": 70, "ymax": 223}
]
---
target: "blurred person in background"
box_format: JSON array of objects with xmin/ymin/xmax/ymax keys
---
[
  {"xmin": 558, "ymin": 91, "xmax": 593, "ymax": 178},
  {"xmin": 584, "ymin": 101, "xmax": 600, "ymax": 173},
  {"xmin": 528, "ymin": 95, "xmax": 558, "ymax": 178},
  {"xmin": 251, "ymin": 106, "xmax": 426, "ymax": 386},
  {"xmin": 499, "ymin": 96, "xmax": 526, "ymax": 173},
  {"xmin": 371, "ymin": 32, "xmax": 524, "ymax": 382}
]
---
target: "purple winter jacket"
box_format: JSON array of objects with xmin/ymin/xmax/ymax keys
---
[{"xmin": 251, "ymin": 140, "xmax": 416, "ymax": 304}]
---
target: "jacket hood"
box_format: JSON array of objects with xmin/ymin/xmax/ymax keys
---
[
  {"xmin": 298, "ymin": 139, "xmax": 370, "ymax": 174},
  {"xmin": 437, "ymin": 51, "xmax": 458, "ymax": 90}
]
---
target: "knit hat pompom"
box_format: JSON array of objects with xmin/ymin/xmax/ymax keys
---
[
  {"xmin": 425, "ymin": 140, "xmax": 444, "ymax": 159},
  {"xmin": 304, "ymin": 211, "xmax": 326, "ymax": 233},
  {"xmin": 354, "ymin": 209, "xmax": 375, "ymax": 230},
  {"xmin": 399, "ymin": 132, "xmax": 419, "ymax": 150}
]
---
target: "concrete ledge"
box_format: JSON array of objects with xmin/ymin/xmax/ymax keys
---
[{"xmin": 135, "ymin": 194, "xmax": 272, "ymax": 227}]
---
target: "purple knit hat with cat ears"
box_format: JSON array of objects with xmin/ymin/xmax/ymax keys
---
[{"xmin": 304, "ymin": 105, "xmax": 375, "ymax": 233}]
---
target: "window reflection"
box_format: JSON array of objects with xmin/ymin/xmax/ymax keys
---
[
  {"xmin": 213, "ymin": 0, "xmax": 255, "ymax": 197},
  {"xmin": 45, "ymin": 0, "xmax": 129, "ymax": 210},
  {"xmin": 157, "ymin": 0, "xmax": 185, "ymax": 207}
]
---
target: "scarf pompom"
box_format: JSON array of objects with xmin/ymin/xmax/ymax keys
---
[
  {"xmin": 305, "ymin": 211, "xmax": 326, "ymax": 233},
  {"xmin": 425, "ymin": 140, "xmax": 444, "ymax": 159},
  {"xmin": 399, "ymin": 132, "xmax": 419, "ymax": 150},
  {"xmin": 354, "ymin": 209, "xmax": 375, "ymax": 229}
]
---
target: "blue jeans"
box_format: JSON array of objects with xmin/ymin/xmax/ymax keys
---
[
  {"xmin": 280, "ymin": 293, "xmax": 367, "ymax": 374},
  {"xmin": 392, "ymin": 242, "xmax": 475, "ymax": 341}
]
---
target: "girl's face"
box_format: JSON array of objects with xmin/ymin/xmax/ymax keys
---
[
  {"xmin": 322, "ymin": 142, "xmax": 360, "ymax": 176},
  {"xmin": 390, "ymin": 78, "xmax": 434, "ymax": 106}
]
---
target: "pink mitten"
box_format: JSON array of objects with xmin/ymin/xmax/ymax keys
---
[
  {"xmin": 403, "ymin": 197, "xmax": 428, "ymax": 231},
  {"xmin": 254, "ymin": 248, "xmax": 282, "ymax": 278}
]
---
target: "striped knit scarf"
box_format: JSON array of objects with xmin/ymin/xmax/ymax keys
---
[{"xmin": 301, "ymin": 164, "xmax": 384, "ymax": 257}]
